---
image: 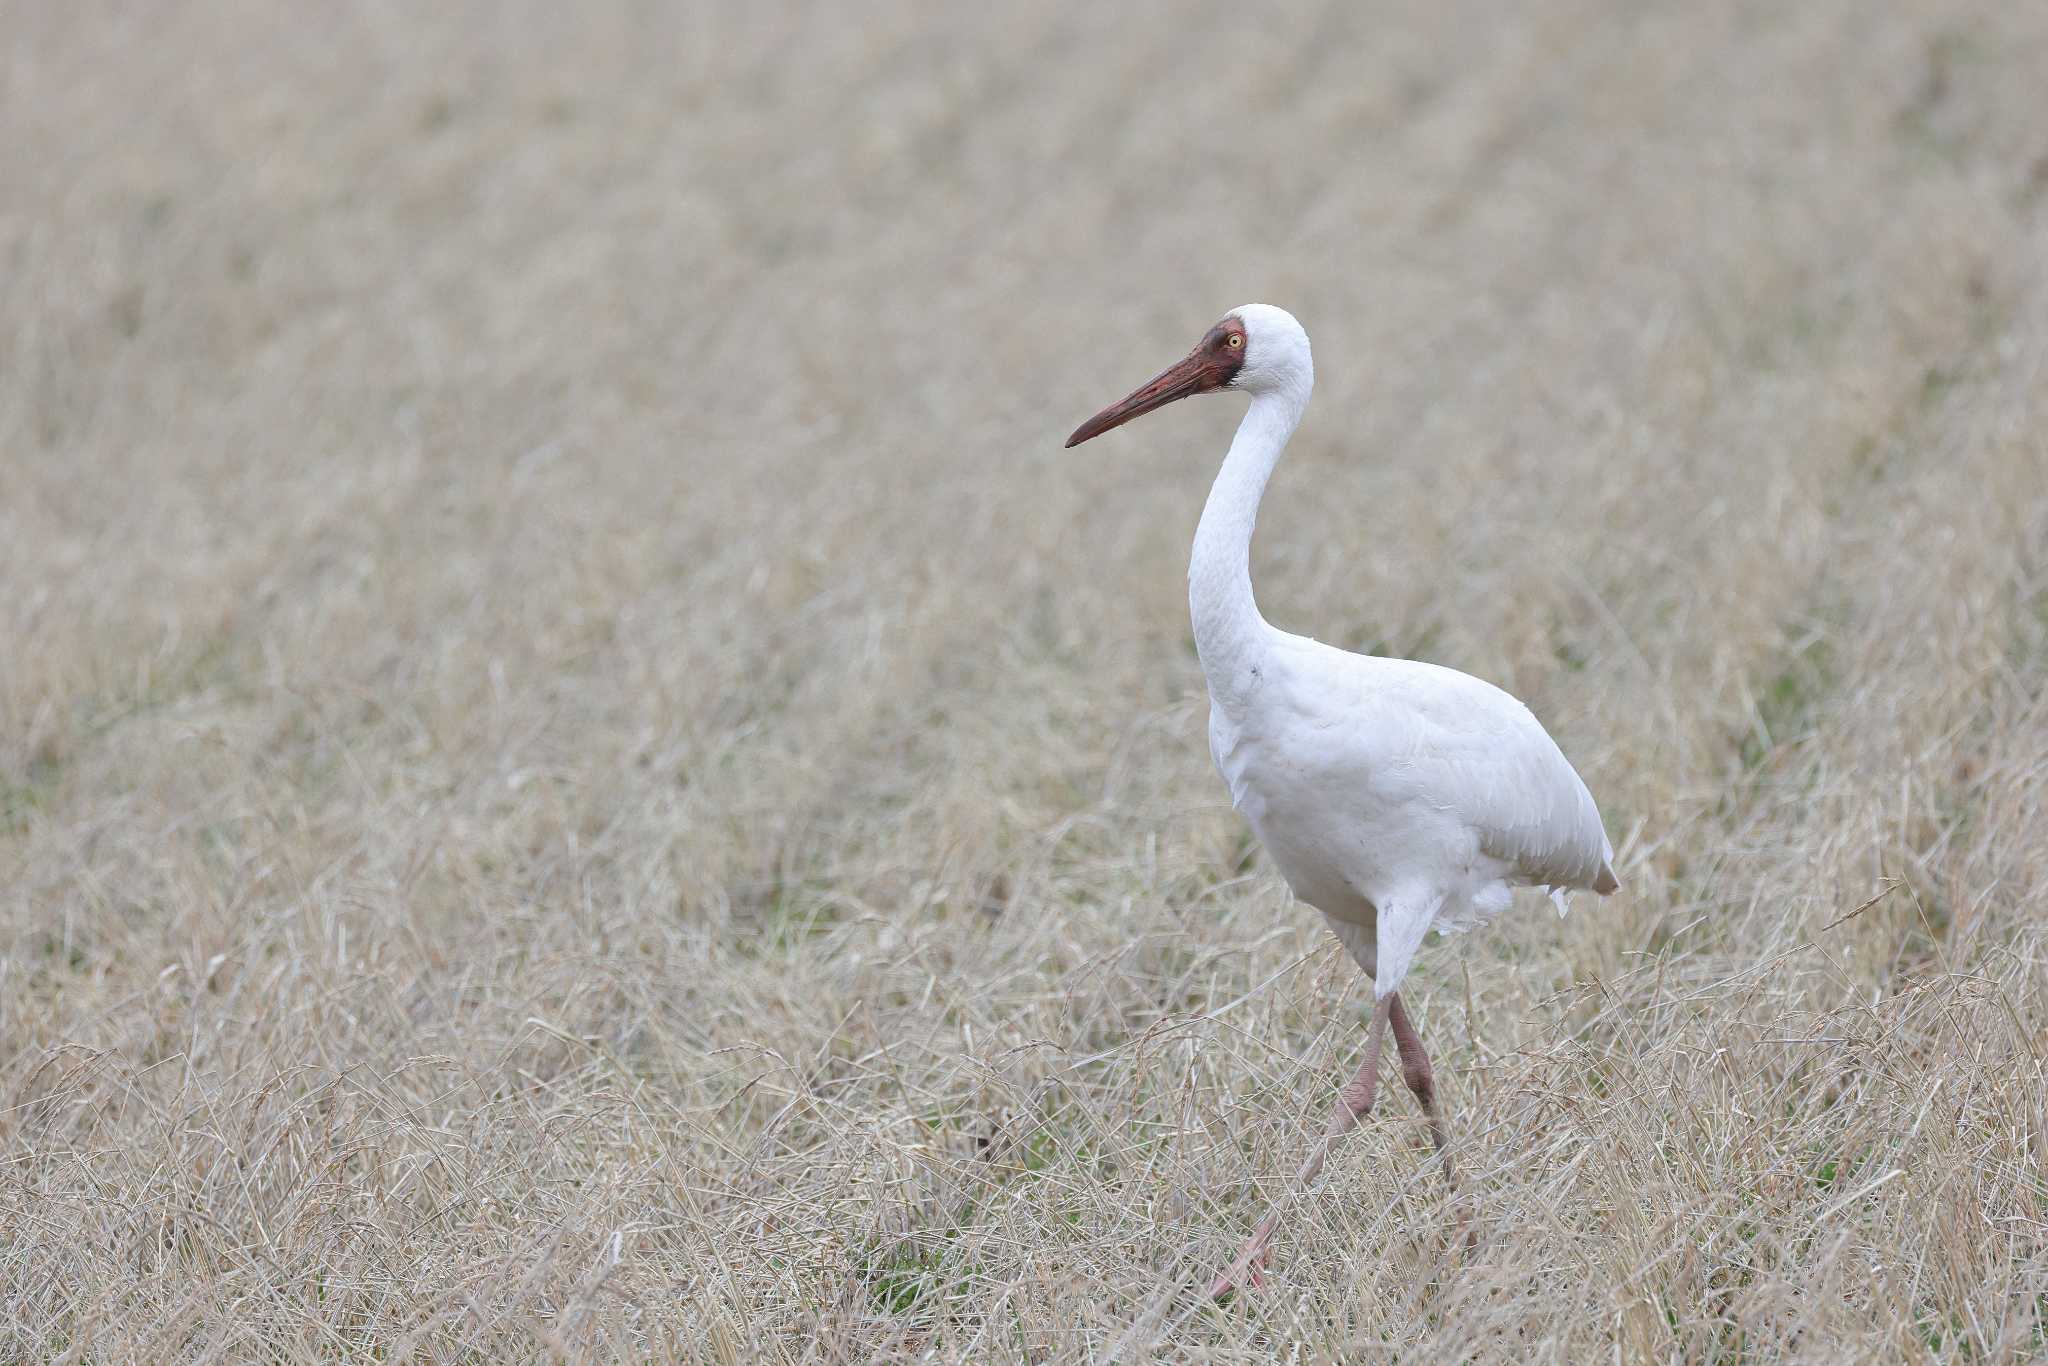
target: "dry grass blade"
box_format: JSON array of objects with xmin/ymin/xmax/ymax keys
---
[{"xmin": 1821, "ymin": 878, "xmax": 1905, "ymax": 933}]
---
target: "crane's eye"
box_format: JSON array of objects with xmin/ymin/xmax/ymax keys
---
[{"xmin": 1227, "ymin": 333, "xmax": 1243, "ymax": 348}]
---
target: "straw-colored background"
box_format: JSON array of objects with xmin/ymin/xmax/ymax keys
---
[{"xmin": 4, "ymin": 3, "xmax": 2046, "ymax": 1359}]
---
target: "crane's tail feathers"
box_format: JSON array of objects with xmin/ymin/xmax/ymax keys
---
[{"xmin": 1543, "ymin": 859, "xmax": 1619, "ymax": 914}]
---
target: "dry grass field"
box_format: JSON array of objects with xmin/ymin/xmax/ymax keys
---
[{"xmin": 5, "ymin": 2, "xmax": 2048, "ymax": 1360}]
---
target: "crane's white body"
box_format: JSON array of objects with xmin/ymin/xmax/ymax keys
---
[
  {"xmin": 1188, "ymin": 305, "xmax": 1614, "ymax": 999},
  {"xmin": 1067, "ymin": 301, "xmax": 1617, "ymax": 1290}
]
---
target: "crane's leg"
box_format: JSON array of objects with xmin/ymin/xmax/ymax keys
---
[
  {"xmin": 1386, "ymin": 994, "xmax": 1449, "ymax": 1166},
  {"xmin": 1388, "ymin": 993, "xmax": 1474, "ymax": 1248},
  {"xmin": 1208, "ymin": 996, "xmax": 1391, "ymax": 1299}
]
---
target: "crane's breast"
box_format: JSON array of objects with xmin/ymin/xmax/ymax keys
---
[{"xmin": 1208, "ymin": 706, "xmax": 1452, "ymax": 921}]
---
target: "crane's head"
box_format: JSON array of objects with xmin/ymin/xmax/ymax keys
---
[{"xmin": 1065, "ymin": 304, "xmax": 1312, "ymax": 448}]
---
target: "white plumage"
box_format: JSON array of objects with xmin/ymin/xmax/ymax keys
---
[
  {"xmin": 1215, "ymin": 642, "xmax": 1616, "ymax": 989},
  {"xmin": 1129, "ymin": 303, "xmax": 1615, "ymax": 997},
  {"xmin": 1066, "ymin": 302, "xmax": 1619, "ymax": 1294}
]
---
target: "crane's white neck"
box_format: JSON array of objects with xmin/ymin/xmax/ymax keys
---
[{"xmin": 1189, "ymin": 380, "xmax": 1309, "ymax": 705}]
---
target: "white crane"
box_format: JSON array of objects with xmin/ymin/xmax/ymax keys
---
[{"xmin": 1066, "ymin": 304, "xmax": 1619, "ymax": 1297}]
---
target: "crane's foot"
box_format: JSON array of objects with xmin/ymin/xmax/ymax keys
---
[
  {"xmin": 1207, "ymin": 1224, "xmax": 1276, "ymax": 1299},
  {"xmin": 1454, "ymin": 1203, "xmax": 1478, "ymax": 1255}
]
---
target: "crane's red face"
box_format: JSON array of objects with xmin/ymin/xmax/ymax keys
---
[{"xmin": 1065, "ymin": 316, "xmax": 1248, "ymax": 448}]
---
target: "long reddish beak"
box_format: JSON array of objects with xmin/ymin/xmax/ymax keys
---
[{"xmin": 1065, "ymin": 352, "xmax": 1212, "ymax": 448}]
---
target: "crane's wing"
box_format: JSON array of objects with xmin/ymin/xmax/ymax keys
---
[
  {"xmin": 1313, "ymin": 649, "xmax": 1619, "ymax": 896},
  {"xmin": 1423, "ymin": 712, "xmax": 1618, "ymax": 895}
]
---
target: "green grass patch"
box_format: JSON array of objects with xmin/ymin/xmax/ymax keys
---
[{"xmin": 1740, "ymin": 631, "xmax": 1836, "ymax": 772}]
